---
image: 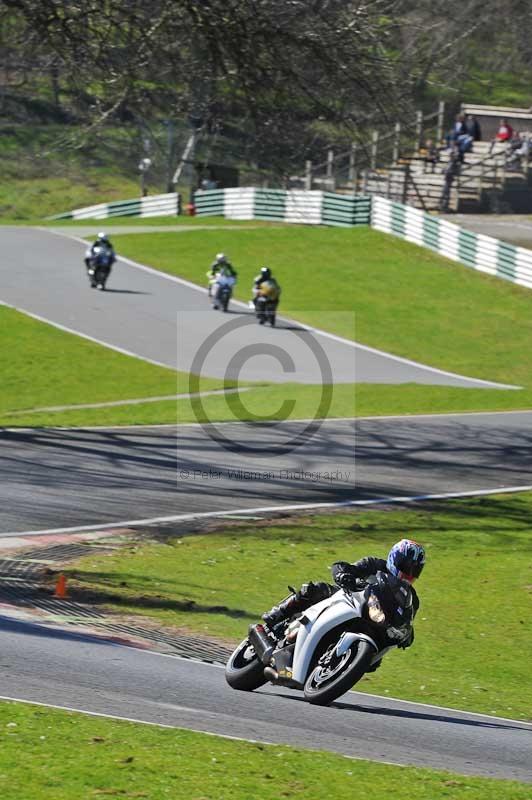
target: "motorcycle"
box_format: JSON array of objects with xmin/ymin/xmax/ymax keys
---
[
  {"xmin": 225, "ymin": 571, "xmax": 414, "ymax": 706},
  {"xmin": 254, "ymin": 279, "xmax": 279, "ymax": 326},
  {"xmin": 212, "ymin": 274, "xmax": 236, "ymax": 312},
  {"xmin": 86, "ymin": 245, "xmax": 113, "ymax": 290},
  {"xmin": 255, "ymin": 295, "xmax": 277, "ymax": 326}
]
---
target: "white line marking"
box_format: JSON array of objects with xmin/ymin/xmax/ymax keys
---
[
  {"xmin": 3, "ymin": 483, "xmax": 532, "ymax": 538},
  {"xmin": 6, "ymin": 387, "xmax": 249, "ymax": 415},
  {"xmin": 0, "ymin": 695, "xmax": 405, "ymax": 767},
  {"xmin": 5, "ymin": 407, "xmax": 532, "ymax": 432},
  {"xmin": 41, "ymin": 227, "xmax": 520, "ymax": 390}
]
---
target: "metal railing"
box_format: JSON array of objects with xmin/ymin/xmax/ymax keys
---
[{"xmin": 300, "ymin": 101, "xmax": 446, "ymax": 190}]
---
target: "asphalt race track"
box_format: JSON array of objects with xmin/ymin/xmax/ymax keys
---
[
  {"xmin": 1, "ymin": 619, "xmax": 531, "ymax": 782},
  {"xmin": 2, "ymin": 412, "xmax": 532, "ymax": 534},
  {"xmin": 1, "ymin": 224, "xmax": 531, "ymax": 782},
  {"xmin": 0, "ymin": 225, "xmax": 514, "ymax": 387}
]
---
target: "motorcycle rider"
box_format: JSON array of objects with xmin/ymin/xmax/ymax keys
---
[
  {"xmin": 207, "ymin": 253, "xmax": 237, "ymax": 297},
  {"xmin": 84, "ymin": 231, "xmax": 116, "ymax": 270},
  {"xmin": 257, "ymin": 539, "xmax": 425, "ymax": 659},
  {"xmin": 252, "ymin": 266, "xmax": 281, "ymax": 308}
]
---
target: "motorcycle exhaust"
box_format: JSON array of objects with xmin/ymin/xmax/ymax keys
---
[{"xmin": 248, "ymin": 624, "xmax": 276, "ymax": 664}]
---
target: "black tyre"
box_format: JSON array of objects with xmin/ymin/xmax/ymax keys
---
[
  {"xmin": 225, "ymin": 638, "xmax": 268, "ymax": 691},
  {"xmin": 269, "ymin": 314, "xmax": 276, "ymax": 327},
  {"xmin": 303, "ymin": 639, "xmax": 374, "ymax": 706},
  {"xmin": 258, "ymin": 316, "xmax": 265, "ymax": 325}
]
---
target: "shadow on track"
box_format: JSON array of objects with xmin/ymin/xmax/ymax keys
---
[{"xmin": 259, "ymin": 690, "xmax": 528, "ymax": 732}]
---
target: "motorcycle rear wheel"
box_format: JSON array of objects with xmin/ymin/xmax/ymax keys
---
[
  {"xmin": 225, "ymin": 638, "xmax": 268, "ymax": 691},
  {"xmin": 303, "ymin": 639, "xmax": 374, "ymax": 706}
]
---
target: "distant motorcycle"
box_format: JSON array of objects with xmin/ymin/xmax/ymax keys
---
[
  {"xmin": 255, "ymin": 295, "xmax": 277, "ymax": 326},
  {"xmin": 225, "ymin": 570, "xmax": 415, "ymax": 706},
  {"xmin": 86, "ymin": 245, "xmax": 113, "ymax": 290},
  {"xmin": 212, "ymin": 274, "xmax": 236, "ymax": 312}
]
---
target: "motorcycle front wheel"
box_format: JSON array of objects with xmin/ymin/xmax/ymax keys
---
[
  {"xmin": 225, "ymin": 638, "xmax": 268, "ymax": 691},
  {"xmin": 303, "ymin": 639, "xmax": 374, "ymax": 706}
]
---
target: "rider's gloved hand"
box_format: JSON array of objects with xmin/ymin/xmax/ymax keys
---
[{"xmin": 334, "ymin": 572, "xmax": 359, "ymax": 591}]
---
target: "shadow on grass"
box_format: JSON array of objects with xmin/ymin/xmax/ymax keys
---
[{"xmin": 65, "ymin": 578, "xmax": 257, "ymax": 621}]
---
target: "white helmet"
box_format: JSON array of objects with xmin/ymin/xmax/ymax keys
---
[
  {"xmin": 97, "ymin": 232, "xmax": 108, "ymax": 241},
  {"xmin": 216, "ymin": 252, "xmax": 226, "ymax": 263}
]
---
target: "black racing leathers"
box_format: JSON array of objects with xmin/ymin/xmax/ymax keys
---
[
  {"xmin": 262, "ymin": 556, "xmax": 419, "ymax": 650},
  {"xmin": 332, "ymin": 556, "xmax": 419, "ymax": 615}
]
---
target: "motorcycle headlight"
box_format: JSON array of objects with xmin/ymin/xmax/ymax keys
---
[{"xmin": 368, "ymin": 595, "xmax": 386, "ymax": 624}]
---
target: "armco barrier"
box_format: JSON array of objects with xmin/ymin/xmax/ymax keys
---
[
  {"xmin": 50, "ymin": 192, "xmax": 181, "ymax": 220},
  {"xmin": 371, "ymin": 195, "xmax": 532, "ymax": 290}
]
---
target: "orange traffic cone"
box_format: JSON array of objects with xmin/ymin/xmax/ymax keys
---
[{"xmin": 53, "ymin": 573, "xmax": 68, "ymax": 599}]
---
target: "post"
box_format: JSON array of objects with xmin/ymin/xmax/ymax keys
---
[
  {"xmin": 362, "ymin": 169, "xmax": 369, "ymax": 194},
  {"xmin": 370, "ymin": 131, "xmax": 379, "ymax": 170},
  {"xmin": 348, "ymin": 143, "xmax": 357, "ymax": 184},
  {"xmin": 164, "ymin": 119, "xmax": 175, "ymax": 193},
  {"xmin": 415, "ymin": 110, "xmax": 423, "ymax": 150},
  {"xmin": 392, "ymin": 122, "xmax": 401, "ymax": 165},
  {"xmin": 326, "ymin": 149, "xmax": 334, "ymax": 181},
  {"xmin": 351, "ymin": 168, "xmax": 358, "ymax": 195},
  {"xmin": 436, "ymin": 100, "xmax": 445, "ymax": 145},
  {"xmin": 305, "ymin": 160, "xmax": 312, "ymax": 190},
  {"xmin": 402, "ymin": 165, "xmax": 410, "ymax": 205}
]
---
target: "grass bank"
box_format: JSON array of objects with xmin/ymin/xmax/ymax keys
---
[
  {"xmin": 1, "ymin": 701, "xmax": 529, "ymax": 800},
  {"xmin": 0, "ymin": 304, "xmax": 227, "ymax": 427},
  {"xmin": 65, "ymin": 494, "xmax": 532, "ymax": 720}
]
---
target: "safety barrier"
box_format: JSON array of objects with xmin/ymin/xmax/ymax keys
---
[
  {"xmin": 194, "ymin": 187, "xmax": 371, "ymax": 226},
  {"xmin": 50, "ymin": 192, "xmax": 181, "ymax": 220},
  {"xmin": 371, "ymin": 196, "xmax": 532, "ymax": 290},
  {"xmin": 50, "ymin": 187, "xmax": 532, "ymax": 292}
]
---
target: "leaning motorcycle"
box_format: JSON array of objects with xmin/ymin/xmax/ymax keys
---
[
  {"xmin": 87, "ymin": 245, "xmax": 113, "ymax": 290},
  {"xmin": 225, "ymin": 571, "xmax": 414, "ymax": 706}
]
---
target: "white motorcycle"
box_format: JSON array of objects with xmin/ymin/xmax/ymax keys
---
[
  {"xmin": 225, "ymin": 571, "xmax": 414, "ymax": 706},
  {"xmin": 207, "ymin": 272, "xmax": 236, "ymax": 312}
]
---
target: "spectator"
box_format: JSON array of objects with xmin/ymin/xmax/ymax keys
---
[
  {"xmin": 506, "ymin": 131, "xmax": 531, "ymax": 171},
  {"xmin": 421, "ymin": 139, "xmax": 439, "ymax": 173},
  {"xmin": 439, "ymin": 148, "xmax": 461, "ymax": 212},
  {"xmin": 445, "ymin": 113, "xmax": 467, "ymax": 149},
  {"xmin": 464, "ymin": 114, "xmax": 482, "ymax": 141},
  {"xmin": 495, "ymin": 118, "xmax": 514, "ymax": 142},
  {"xmin": 456, "ymin": 132, "xmax": 474, "ymax": 162}
]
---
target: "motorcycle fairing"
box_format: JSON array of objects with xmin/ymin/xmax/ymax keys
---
[{"xmin": 291, "ymin": 590, "xmax": 368, "ymax": 684}]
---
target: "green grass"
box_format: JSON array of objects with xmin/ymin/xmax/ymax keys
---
[
  {"xmin": 65, "ymin": 494, "xmax": 532, "ymax": 720},
  {"xmin": 111, "ymin": 226, "xmax": 532, "ymax": 389},
  {"xmin": 1, "ymin": 701, "xmax": 529, "ymax": 800},
  {"xmin": 0, "ymin": 305, "xmax": 226, "ymax": 426},
  {"xmin": 0, "ymin": 172, "xmax": 145, "ymax": 222}
]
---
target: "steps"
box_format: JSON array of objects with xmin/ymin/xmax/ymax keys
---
[{"xmin": 341, "ymin": 139, "xmax": 531, "ymax": 213}]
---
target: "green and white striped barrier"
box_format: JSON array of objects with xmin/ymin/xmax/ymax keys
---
[
  {"xmin": 371, "ymin": 196, "xmax": 532, "ymax": 290},
  {"xmin": 193, "ymin": 187, "xmax": 371, "ymax": 227},
  {"xmin": 51, "ymin": 186, "xmax": 532, "ymax": 292},
  {"xmin": 50, "ymin": 192, "xmax": 181, "ymax": 221}
]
